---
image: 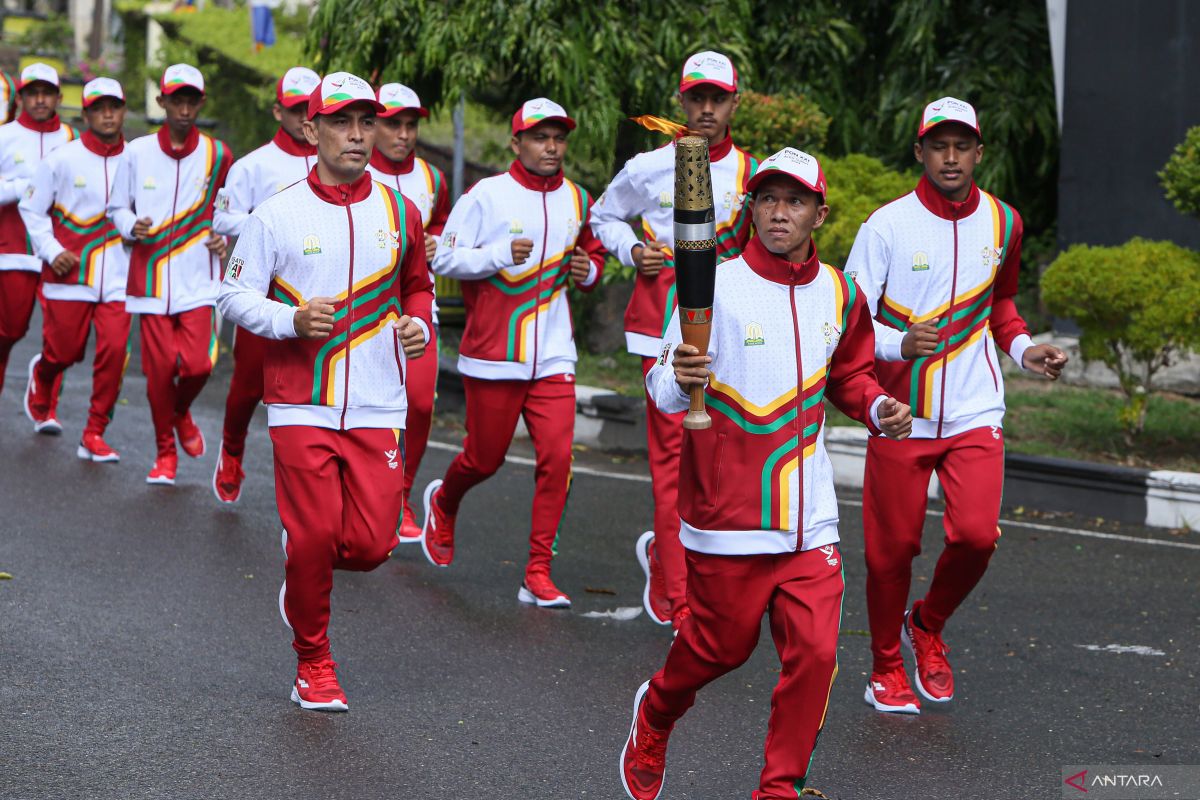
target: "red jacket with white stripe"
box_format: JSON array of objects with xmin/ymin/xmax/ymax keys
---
[
  {"xmin": 107, "ymin": 126, "xmax": 232, "ymax": 315},
  {"xmin": 432, "ymin": 160, "xmax": 605, "ymax": 381},
  {"xmin": 845, "ymin": 176, "xmax": 1032, "ymax": 439},
  {"xmin": 212, "ymin": 129, "xmax": 316, "ymax": 237},
  {"xmin": 217, "ymin": 168, "xmax": 434, "ymax": 431},
  {"xmin": 18, "ymin": 131, "xmax": 128, "ymax": 302},
  {"xmin": 0, "ymin": 112, "xmax": 77, "ymax": 271},
  {"xmin": 647, "ymin": 237, "xmax": 886, "ymax": 556},
  {"xmin": 590, "ymin": 133, "xmax": 757, "ymax": 356}
]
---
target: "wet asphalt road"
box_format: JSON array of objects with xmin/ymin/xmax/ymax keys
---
[{"xmin": 1, "ymin": 327, "xmax": 1198, "ymax": 800}]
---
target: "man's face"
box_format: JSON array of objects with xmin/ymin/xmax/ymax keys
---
[
  {"xmin": 305, "ymin": 103, "xmax": 377, "ymax": 180},
  {"xmin": 915, "ymin": 122, "xmax": 983, "ymax": 198},
  {"xmin": 751, "ymin": 174, "xmax": 829, "ymax": 259},
  {"xmin": 678, "ymin": 85, "xmax": 739, "ymax": 140},
  {"xmin": 83, "ymin": 97, "xmax": 126, "ymax": 140},
  {"xmin": 510, "ymin": 121, "xmax": 568, "ymax": 176},
  {"xmin": 20, "ymin": 82, "xmax": 60, "ymax": 122},
  {"xmin": 158, "ymin": 89, "xmax": 204, "ymax": 135},
  {"xmin": 273, "ymin": 101, "xmax": 309, "ymax": 142},
  {"xmin": 376, "ymin": 110, "xmax": 420, "ymax": 162}
]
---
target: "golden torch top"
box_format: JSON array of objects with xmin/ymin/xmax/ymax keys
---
[{"xmin": 674, "ymin": 135, "xmax": 714, "ymax": 212}]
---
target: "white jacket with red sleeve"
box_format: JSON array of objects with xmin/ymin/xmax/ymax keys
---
[
  {"xmin": 647, "ymin": 237, "xmax": 887, "ymax": 556},
  {"xmin": 0, "ymin": 112, "xmax": 77, "ymax": 271},
  {"xmin": 212, "ymin": 129, "xmax": 316, "ymax": 237},
  {"xmin": 217, "ymin": 168, "xmax": 434, "ymax": 431}
]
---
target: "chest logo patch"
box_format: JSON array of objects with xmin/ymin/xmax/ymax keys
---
[
  {"xmin": 143, "ymin": 177, "xmax": 157, "ymax": 191},
  {"xmin": 377, "ymin": 228, "xmax": 400, "ymax": 250},
  {"xmin": 13, "ymin": 152, "xmax": 24, "ymax": 165},
  {"xmin": 73, "ymin": 175, "xmax": 87, "ymax": 188},
  {"xmin": 658, "ymin": 190, "xmax": 673, "ymax": 209},
  {"xmin": 982, "ymin": 245, "xmax": 1003, "ymax": 270},
  {"xmin": 744, "ymin": 322, "xmax": 765, "ymax": 347},
  {"xmin": 823, "ymin": 321, "xmax": 841, "ymax": 345},
  {"xmin": 302, "ymin": 234, "xmax": 322, "ymax": 256},
  {"xmin": 509, "ymin": 219, "xmax": 523, "ymax": 234},
  {"xmin": 912, "ymin": 250, "xmax": 929, "ymax": 271}
]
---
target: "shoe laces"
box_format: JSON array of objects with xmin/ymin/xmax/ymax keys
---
[
  {"xmin": 636, "ymin": 716, "xmax": 669, "ymax": 769},
  {"xmin": 912, "ymin": 625, "xmax": 951, "ymax": 670},
  {"xmin": 431, "ymin": 493, "xmax": 455, "ymax": 546},
  {"xmin": 524, "ymin": 569, "xmax": 559, "ymax": 595},
  {"xmin": 301, "ymin": 659, "xmax": 340, "ymax": 690},
  {"xmin": 875, "ymin": 666, "xmax": 911, "ymax": 696}
]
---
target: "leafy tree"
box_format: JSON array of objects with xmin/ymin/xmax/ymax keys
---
[
  {"xmin": 733, "ymin": 91, "xmax": 829, "ymax": 159},
  {"xmin": 1041, "ymin": 238, "xmax": 1200, "ymax": 443},
  {"xmin": 1160, "ymin": 126, "xmax": 1200, "ymax": 219}
]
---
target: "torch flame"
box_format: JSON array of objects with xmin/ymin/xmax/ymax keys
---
[{"xmin": 628, "ymin": 114, "xmax": 690, "ymax": 138}]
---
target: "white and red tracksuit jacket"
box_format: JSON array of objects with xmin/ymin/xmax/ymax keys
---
[
  {"xmin": 647, "ymin": 237, "xmax": 887, "ymax": 556},
  {"xmin": 367, "ymin": 149, "xmax": 450, "ymax": 322},
  {"xmin": 18, "ymin": 131, "xmax": 128, "ymax": 303},
  {"xmin": 432, "ymin": 160, "xmax": 605, "ymax": 381},
  {"xmin": 212, "ymin": 128, "xmax": 316, "ymax": 237},
  {"xmin": 0, "ymin": 112, "xmax": 77, "ymax": 272},
  {"xmin": 844, "ymin": 176, "xmax": 1033, "ymax": 439},
  {"xmin": 590, "ymin": 133, "xmax": 757, "ymax": 356},
  {"xmin": 107, "ymin": 126, "xmax": 232, "ymax": 315},
  {"xmin": 216, "ymin": 168, "xmax": 434, "ymax": 430}
]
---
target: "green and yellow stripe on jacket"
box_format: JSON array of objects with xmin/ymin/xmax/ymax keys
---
[
  {"xmin": 128, "ymin": 136, "xmax": 231, "ymax": 299},
  {"xmin": 874, "ymin": 192, "xmax": 1015, "ymax": 418},
  {"xmin": 46, "ymin": 204, "xmax": 122, "ymax": 287}
]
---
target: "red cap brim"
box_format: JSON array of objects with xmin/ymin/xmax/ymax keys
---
[
  {"xmin": 511, "ymin": 113, "xmax": 576, "ymax": 135},
  {"xmin": 917, "ymin": 118, "xmax": 983, "ymax": 141},
  {"xmin": 679, "ymin": 78, "xmax": 737, "ymax": 94},
  {"xmin": 744, "ymin": 170, "xmax": 826, "ymax": 201},
  {"xmin": 379, "ymin": 106, "xmax": 430, "ymax": 119},
  {"xmin": 161, "ymin": 83, "xmax": 204, "ymax": 96},
  {"xmin": 307, "ymin": 95, "xmax": 387, "ymax": 120}
]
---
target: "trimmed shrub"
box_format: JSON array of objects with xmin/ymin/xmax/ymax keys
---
[
  {"xmin": 816, "ymin": 153, "xmax": 914, "ymax": 268},
  {"xmin": 1160, "ymin": 125, "xmax": 1200, "ymax": 219},
  {"xmin": 733, "ymin": 90, "xmax": 830, "ymax": 159}
]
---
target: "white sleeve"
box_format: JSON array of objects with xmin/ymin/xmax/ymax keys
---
[
  {"xmin": 106, "ymin": 156, "xmax": 138, "ymax": 240},
  {"xmin": 430, "ymin": 190, "xmax": 510, "ymax": 280},
  {"xmin": 212, "ymin": 158, "xmax": 253, "ymax": 237},
  {"xmin": 0, "ymin": 175, "xmax": 30, "ymax": 206},
  {"xmin": 17, "ymin": 159, "xmax": 65, "ymax": 264},
  {"xmin": 645, "ymin": 309, "xmax": 691, "ymax": 414},
  {"xmin": 216, "ymin": 214, "xmax": 298, "ymax": 340},
  {"xmin": 845, "ymin": 223, "xmax": 906, "ymax": 362},
  {"xmin": 589, "ymin": 161, "xmax": 645, "ymax": 267}
]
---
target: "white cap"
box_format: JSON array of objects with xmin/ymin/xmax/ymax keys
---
[
  {"xmin": 160, "ymin": 63, "xmax": 205, "ymax": 95},
  {"xmin": 277, "ymin": 66, "xmax": 320, "ymax": 107},
  {"xmin": 377, "ymin": 83, "xmax": 428, "ymax": 118},
  {"xmin": 744, "ymin": 147, "xmax": 827, "ymax": 201},
  {"xmin": 307, "ymin": 71, "xmax": 385, "ymax": 119},
  {"xmin": 82, "ymin": 77, "xmax": 125, "ymax": 107},
  {"xmin": 919, "ymin": 96, "xmax": 982, "ymax": 140},
  {"xmin": 679, "ymin": 51, "xmax": 737, "ymax": 93},
  {"xmin": 18, "ymin": 62, "xmax": 59, "ymax": 90},
  {"xmin": 511, "ymin": 97, "xmax": 575, "ymax": 134}
]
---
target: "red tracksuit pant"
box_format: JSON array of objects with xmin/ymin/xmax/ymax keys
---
[
  {"xmin": 863, "ymin": 426, "xmax": 1004, "ymax": 673},
  {"xmin": 641, "ymin": 356, "xmax": 687, "ymax": 615},
  {"xmin": 403, "ymin": 325, "xmax": 438, "ymax": 503},
  {"xmin": 0, "ymin": 270, "xmax": 39, "ymax": 395},
  {"xmin": 645, "ymin": 547, "xmax": 844, "ymax": 798},
  {"xmin": 438, "ymin": 373, "xmax": 574, "ymax": 570},
  {"xmin": 272, "ymin": 425, "xmax": 404, "ymax": 662},
  {"xmin": 32, "ymin": 299, "xmax": 131, "ymax": 435},
  {"xmin": 220, "ymin": 326, "xmax": 267, "ymax": 458},
  {"xmin": 139, "ymin": 307, "xmax": 216, "ymax": 455}
]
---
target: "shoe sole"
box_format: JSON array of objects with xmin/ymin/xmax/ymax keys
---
[
  {"xmin": 863, "ymin": 684, "xmax": 920, "ymax": 714},
  {"xmin": 77, "ymin": 444, "xmax": 119, "ymax": 463},
  {"xmin": 419, "ymin": 479, "xmax": 449, "ymax": 568},
  {"xmin": 635, "ymin": 530, "xmax": 671, "ymax": 626},
  {"xmin": 619, "ymin": 680, "xmax": 663, "ymax": 800},
  {"xmin": 289, "ymin": 686, "xmax": 347, "ymax": 712},
  {"xmin": 212, "ymin": 454, "xmax": 241, "ymax": 505},
  {"xmin": 517, "ymin": 585, "xmax": 571, "ymax": 609},
  {"xmin": 146, "ymin": 475, "xmax": 176, "ymax": 486},
  {"xmin": 902, "ymin": 612, "xmax": 954, "ymax": 703},
  {"xmin": 35, "ymin": 419, "xmax": 63, "ymax": 436}
]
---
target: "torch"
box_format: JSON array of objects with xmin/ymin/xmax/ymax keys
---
[{"xmin": 673, "ymin": 135, "xmax": 717, "ymax": 430}]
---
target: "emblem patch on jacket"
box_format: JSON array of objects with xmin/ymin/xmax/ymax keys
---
[
  {"xmin": 215, "ymin": 190, "xmax": 230, "ymax": 212},
  {"xmin": 509, "ymin": 220, "xmax": 523, "ymax": 234},
  {"xmin": 823, "ymin": 321, "xmax": 841, "ymax": 345},
  {"xmin": 302, "ymin": 234, "xmax": 321, "ymax": 256},
  {"xmin": 143, "ymin": 176, "xmax": 157, "ymax": 191},
  {"xmin": 912, "ymin": 250, "xmax": 929, "ymax": 271},
  {"xmin": 658, "ymin": 190, "xmax": 673, "ymax": 209},
  {"xmin": 744, "ymin": 322, "xmax": 765, "ymax": 347},
  {"xmin": 377, "ymin": 228, "xmax": 399, "ymax": 249},
  {"xmin": 13, "ymin": 152, "xmax": 24, "ymax": 165},
  {"xmin": 443, "ymin": 232, "xmax": 457, "ymax": 249},
  {"xmin": 227, "ymin": 256, "xmax": 244, "ymax": 280},
  {"xmin": 73, "ymin": 175, "xmax": 87, "ymax": 188},
  {"xmin": 982, "ymin": 245, "xmax": 1003, "ymax": 269}
]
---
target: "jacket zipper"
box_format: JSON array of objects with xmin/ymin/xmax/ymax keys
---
[
  {"xmin": 393, "ymin": 328, "xmax": 405, "ymax": 385},
  {"xmin": 530, "ymin": 186, "xmax": 549, "ymax": 380},
  {"xmin": 983, "ymin": 326, "xmax": 999, "ymax": 391},
  {"xmin": 99, "ymin": 156, "xmax": 109, "ymax": 299},
  {"xmin": 789, "ymin": 278, "xmax": 804, "ymax": 550},
  {"xmin": 340, "ymin": 202, "xmax": 355, "ymax": 430},
  {"xmin": 936, "ymin": 213, "xmax": 961, "ymax": 438},
  {"xmin": 165, "ymin": 159, "xmax": 181, "ymax": 314}
]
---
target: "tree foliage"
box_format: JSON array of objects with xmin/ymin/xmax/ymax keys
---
[
  {"xmin": 817, "ymin": 154, "xmax": 915, "ymax": 268},
  {"xmin": 733, "ymin": 91, "xmax": 830, "ymax": 160},
  {"xmin": 1160, "ymin": 126, "xmax": 1200, "ymax": 219},
  {"xmin": 1041, "ymin": 239, "xmax": 1200, "ymax": 441}
]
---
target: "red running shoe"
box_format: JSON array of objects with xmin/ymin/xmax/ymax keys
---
[
  {"xmin": 635, "ymin": 531, "xmax": 671, "ymax": 625},
  {"xmin": 146, "ymin": 452, "xmax": 178, "ymax": 486},
  {"xmin": 212, "ymin": 445, "xmax": 245, "ymax": 504},
  {"xmin": 863, "ymin": 666, "xmax": 921, "ymax": 714},
  {"xmin": 620, "ymin": 680, "xmax": 671, "ymax": 800},
  {"xmin": 398, "ymin": 501, "xmax": 423, "ymax": 541},
  {"xmin": 420, "ymin": 479, "xmax": 455, "ymax": 567},
  {"xmin": 174, "ymin": 411, "xmax": 205, "ymax": 458},
  {"xmin": 903, "ymin": 600, "xmax": 954, "ymax": 702},
  {"xmin": 518, "ymin": 568, "xmax": 571, "ymax": 609},
  {"xmin": 23, "ymin": 355, "xmax": 62, "ymax": 435},
  {"xmin": 291, "ymin": 658, "xmax": 348, "ymax": 711},
  {"xmin": 77, "ymin": 431, "xmax": 120, "ymax": 463}
]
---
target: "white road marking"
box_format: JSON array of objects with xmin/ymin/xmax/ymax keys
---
[
  {"xmin": 1075, "ymin": 644, "xmax": 1167, "ymax": 656},
  {"xmin": 425, "ymin": 439, "xmax": 1200, "ymax": 551}
]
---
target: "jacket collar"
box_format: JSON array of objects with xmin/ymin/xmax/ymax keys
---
[
  {"xmin": 81, "ymin": 129, "xmax": 124, "ymax": 157},
  {"xmin": 743, "ymin": 234, "xmax": 822, "ymax": 286},
  {"xmin": 156, "ymin": 124, "xmax": 200, "ymax": 160},
  {"xmin": 272, "ymin": 127, "xmax": 317, "ymax": 158},
  {"xmin": 915, "ymin": 173, "xmax": 980, "ymax": 220},
  {"xmin": 369, "ymin": 148, "xmax": 415, "ymax": 176},
  {"xmin": 707, "ymin": 131, "xmax": 733, "ymax": 162},
  {"xmin": 17, "ymin": 111, "xmax": 61, "ymax": 133},
  {"xmin": 508, "ymin": 158, "xmax": 563, "ymax": 192},
  {"xmin": 306, "ymin": 165, "xmax": 374, "ymax": 206}
]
